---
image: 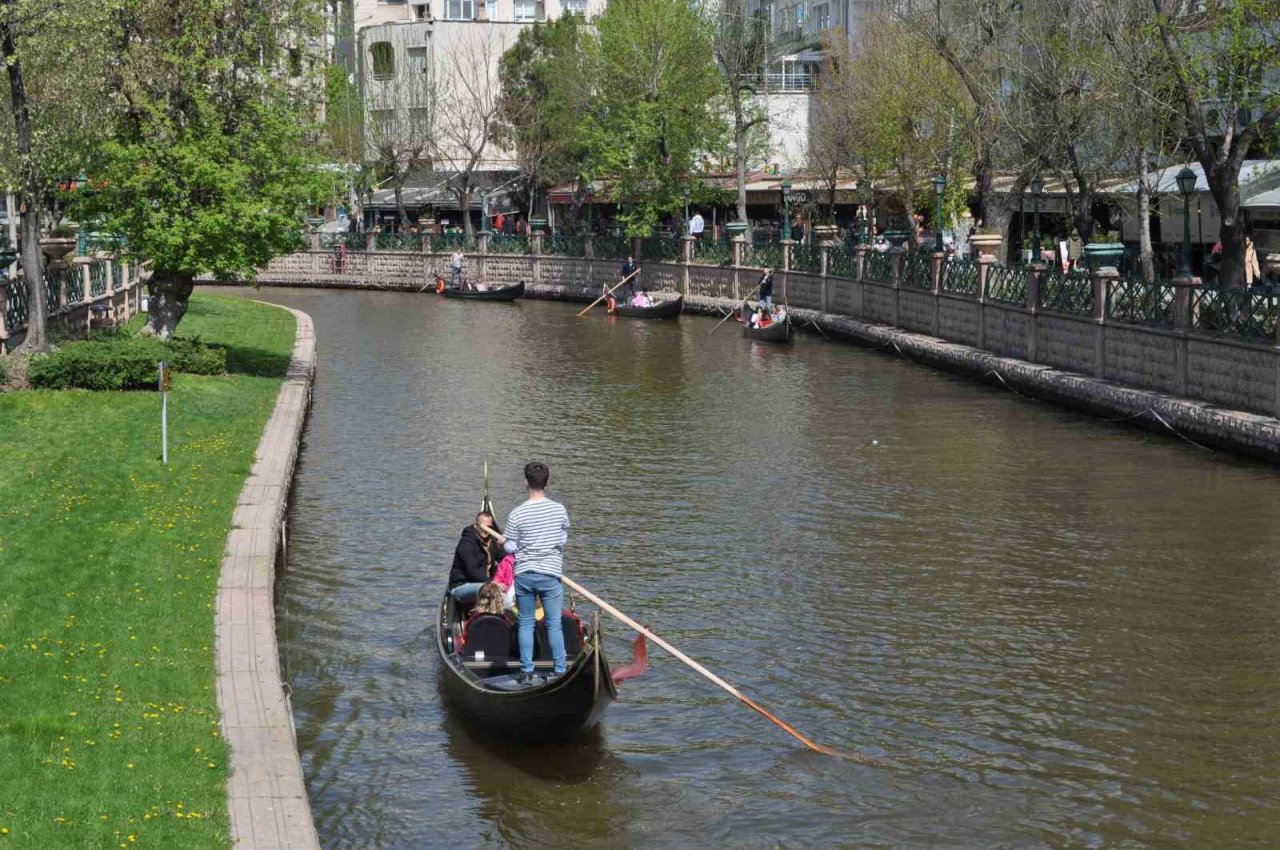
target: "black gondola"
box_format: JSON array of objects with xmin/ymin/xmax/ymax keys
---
[
  {"xmin": 435, "ymin": 491, "xmax": 616, "ymax": 740},
  {"xmin": 740, "ymin": 301, "xmax": 793, "ymax": 343},
  {"xmin": 441, "ymin": 281, "xmax": 525, "ymax": 301},
  {"xmin": 608, "ymin": 293, "xmax": 683, "ymax": 319}
]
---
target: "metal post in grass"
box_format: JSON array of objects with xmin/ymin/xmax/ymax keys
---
[{"xmin": 158, "ymin": 361, "xmax": 171, "ymax": 465}]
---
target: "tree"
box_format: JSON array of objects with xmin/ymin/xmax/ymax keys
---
[
  {"xmin": 365, "ymin": 61, "xmax": 434, "ymax": 229},
  {"xmin": 73, "ymin": 0, "xmax": 331, "ymax": 338},
  {"xmin": 496, "ymin": 14, "xmax": 592, "ymax": 228},
  {"xmin": 1151, "ymin": 0, "xmax": 1280, "ymax": 287},
  {"xmin": 582, "ymin": 0, "xmax": 725, "ymax": 236},
  {"xmin": 711, "ymin": 0, "xmax": 771, "ymax": 231},
  {"xmin": 0, "ymin": 0, "xmax": 115, "ymax": 351}
]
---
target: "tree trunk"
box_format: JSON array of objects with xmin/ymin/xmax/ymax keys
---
[
  {"xmin": 1136, "ymin": 148, "xmax": 1154, "ymax": 283},
  {"xmin": 2, "ymin": 10, "xmax": 48, "ymax": 353},
  {"xmin": 394, "ymin": 183, "xmax": 409, "ymax": 230},
  {"xmin": 141, "ymin": 272, "xmax": 195, "ymax": 339},
  {"xmin": 1209, "ymin": 162, "xmax": 1245, "ymax": 289},
  {"xmin": 734, "ymin": 97, "xmax": 749, "ymax": 236},
  {"xmin": 460, "ymin": 187, "xmax": 475, "ymax": 248}
]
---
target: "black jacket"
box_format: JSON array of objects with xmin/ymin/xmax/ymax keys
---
[
  {"xmin": 759, "ymin": 272, "xmax": 774, "ymax": 298},
  {"xmin": 620, "ymin": 260, "xmax": 638, "ymax": 279},
  {"xmin": 449, "ymin": 526, "xmax": 497, "ymax": 588}
]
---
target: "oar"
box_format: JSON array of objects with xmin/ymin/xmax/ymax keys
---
[
  {"xmin": 577, "ymin": 268, "xmax": 642, "ymax": 317},
  {"xmin": 709, "ymin": 268, "xmax": 769, "ymax": 335},
  {"xmin": 560, "ymin": 575, "xmax": 851, "ymax": 759}
]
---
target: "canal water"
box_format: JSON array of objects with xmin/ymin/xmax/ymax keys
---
[{"xmin": 224, "ymin": 287, "xmax": 1280, "ymax": 848}]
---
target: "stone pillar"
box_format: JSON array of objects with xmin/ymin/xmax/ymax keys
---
[
  {"xmin": 1091, "ymin": 267, "xmax": 1119, "ymax": 378},
  {"xmin": 307, "ymin": 232, "xmax": 321, "ymax": 250},
  {"xmin": 1172, "ymin": 274, "xmax": 1201, "ymax": 332},
  {"xmin": 855, "ymin": 245, "xmax": 869, "ymax": 282},
  {"xmin": 1027, "ymin": 263, "xmax": 1045, "ymax": 362},
  {"xmin": 680, "ymin": 236, "xmax": 694, "ymax": 297},
  {"xmin": 930, "ymin": 252, "xmax": 945, "ymax": 295},
  {"xmin": 583, "ymin": 234, "xmax": 595, "ymax": 259},
  {"xmin": 781, "ymin": 239, "xmax": 794, "ymax": 272},
  {"xmin": 631, "ymin": 235, "xmax": 643, "ymax": 261},
  {"xmin": 80, "ymin": 262, "xmax": 91, "ymax": 305},
  {"xmin": 477, "ymin": 231, "xmax": 490, "ymax": 255},
  {"xmin": 365, "ymin": 231, "xmax": 376, "ymax": 252},
  {"xmin": 423, "ymin": 234, "xmax": 433, "ymax": 254},
  {"xmin": 731, "ymin": 236, "xmax": 744, "ymax": 270},
  {"xmin": 819, "ymin": 243, "xmax": 831, "ymax": 277}
]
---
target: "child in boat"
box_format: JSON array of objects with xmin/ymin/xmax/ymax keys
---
[{"xmin": 474, "ymin": 582, "xmax": 507, "ymax": 616}]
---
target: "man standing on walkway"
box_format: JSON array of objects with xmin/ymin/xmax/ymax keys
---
[
  {"xmin": 450, "ymin": 249, "xmax": 464, "ymax": 289},
  {"xmin": 493, "ymin": 462, "xmax": 570, "ymax": 684},
  {"xmin": 689, "ymin": 211, "xmax": 704, "ymax": 240}
]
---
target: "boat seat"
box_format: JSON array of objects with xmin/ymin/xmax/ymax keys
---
[
  {"xmin": 459, "ymin": 613, "xmax": 516, "ymax": 663},
  {"xmin": 535, "ymin": 610, "xmax": 584, "ymax": 660}
]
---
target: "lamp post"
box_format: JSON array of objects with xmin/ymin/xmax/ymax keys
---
[
  {"xmin": 1030, "ymin": 176, "xmax": 1044, "ymax": 264},
  {"xmin": 478, "ymin": 188, "xmax": 488, "ymax": 232},
  {"xmin": 583, "ymin": 180, "xmax": 594, "ymax": 234},
  {"xmin": 1175, "ymin": 166, "xmax": 1196, "ymax": 278},
  {"xmin": 681, "ymin": 182, "xmax": 691, "ymax": 235},
  {"xmin": 861, "ymin": 186, "xmax": 872, "ymax": 246},
  {"xmin": 932, "ymin": 174, "xmax": 946, "ymax": 253},
  {"xmin": 781, "ymin": 179, "xmax": 793, "ymax": 241}
]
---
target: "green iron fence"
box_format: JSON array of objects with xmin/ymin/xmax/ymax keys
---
[
  {"xmin": 865, "ymin": 250, "xmax": 893, "ymax": 283},
  {"xmin": 44, "ymin": 267, "xmax": 66, "ymax": 312},
  {"xmin": 1038, "ymin": 268, "xmax": 1094, "ymax": 315},
  {"xmin": 5, "ymin": 278, "xmax": 27, "ymax": 328},
  {"xmin": 942, "ymin": 258, "xmax": 979, "ymax": 295},
  {"xmin": 791, "ymin": 244, "xmax": 822, "ymax": 274},
  {"xmin": 902, "ymin": 252, "xmax": 932, "ymax": 290},
  {"xmin": 546, "ymin": 234, "xmax": 585, "ymax": 257},
  {"xmin": 690, "ymin": 237, "xmax": 732, "ymax": 266},
  {"xmin": 66, "ymin": 266, "xmax": 84, "ymax": 303},
  {"xmin": 434, "ymin": 232, "xmax": 467, "ymax": 252},
  {"xmin": 741, "ymin": 241, "xmax": 782, "ymax": 271},
  {"xmin": 89, "ymin": 261, "xmax": 108, "ymax": 297},
  {"xmin": 640, "ymin": 235, "xmax": 681, "ymax": 262},
  {"xmin": 828, "ymin": 246, "xmax": 858, "ymax": 279},
  {"xmin": 1191, "ymin": 287, "xmax": 1277, "ymax": 341},
  {"xmin": 489, "ymin": 234, "xmax": 532, "ymax": 255},
  {"xmin": 593, "ymin": 235, "xmax": 631, "ymax": 260},
  {"xmin": 1108, "ymin": 276, "xmax": 1175, "ymax": 327},
  {"xmin": 986, "ymin": 264, "xmax": 1029, "ymax": 306},
  {"xmin": 375, "ymin": 233, "xmax": 420, "ymax": 251}
]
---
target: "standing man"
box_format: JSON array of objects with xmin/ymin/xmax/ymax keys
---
[
  {"xmin": 450, "ymin": 249, "xmax": 464, "ymax": 289},
  {"xmin": 619, "ymin": 255, "xmax": 639, "ymax": 299},
  {"xmin": 491, "ymin": 462, "xmax": 570, "ymax": 684},
  {"xmin": 689, "ymin": 211, "xmax": 705, "ymax": 240},
  {"xmin": 758, "ymin": 267, "xmax": 775, "ymax": 310}
]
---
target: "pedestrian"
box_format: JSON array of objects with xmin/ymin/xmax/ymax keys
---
[
  {"xmin": 450, "ymin": 249, "xmax": 464, "ymax": 289},
  {"xmin": 618, "ymin": 255, "xmax": 639, "ymax": 299},
  {"xmin": 689, "ymin": 211, "xmax": 704, "ymax": 240},
  {"xmin": 495, "ymin": 212, "xmax": 506, "ymax": 234},
  {"xmin": 1244, "ymin": 235, "xmax": 1261, "ymax": 287},
  {"xmin": 489, "ymin": 462, "xmax": 570, "ymax": 685}
]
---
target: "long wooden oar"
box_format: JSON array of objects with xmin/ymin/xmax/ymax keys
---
[
  {"xmin": 561, "ymin": 575, "xmax": 848, "ymax": 758},
  {"xmin": 709, "ymin": 268, "xmax": 769, "ymax": 335},
  {"xmin": 577, "ymin": 268, "xmax": 641, "ymax": 317}
]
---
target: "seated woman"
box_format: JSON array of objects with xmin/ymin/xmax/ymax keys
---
[
  {"xmin": 448, "ymin": 511, "xmax": 499, "ymax": 605},
  {"xmin": 474, "ymin": 581, "xmax": 508, "ymax": 616},
  {"xmin": 631, "ymin": 290, "xmax": 653, "ymax": 308}
]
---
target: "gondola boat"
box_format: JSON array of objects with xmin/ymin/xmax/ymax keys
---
[
  {"xmin": 435, "ymin": 490, "xmax": 617, "ymax": 740},
  {"xmin": 607, "ymin": 293, "xmax": 683, "ymax": 319},
  {"xmin": 740, "ymin": 301, "xmax": 793, "ymax": 343},
  {"xmin": 440, "ymin": 281, "xmax": 525, "ymax": 302}
]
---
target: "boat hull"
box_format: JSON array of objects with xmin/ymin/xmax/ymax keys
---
[
  {"xmin": 441, "ymin": 282, "xmax": 525, "ymax": 301},
  {"xmin": 610, "ymin": 294, "xmax": 683, "ymax": 319}
]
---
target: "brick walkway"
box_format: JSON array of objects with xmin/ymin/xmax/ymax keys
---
[{"xmin": 215, "ymin": 305, "xmax": 320, "ymax": 849}]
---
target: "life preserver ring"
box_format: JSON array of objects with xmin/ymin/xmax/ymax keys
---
[
  {"xmin": 436, "ymin": 277, "xmax": 445, "ymax": 294},
  {"xmin": 606, "ymin": 295, "xmax": 617, "ymax": 313}
]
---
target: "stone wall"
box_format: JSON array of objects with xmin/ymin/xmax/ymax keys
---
[{"xmin": 243, "ymin": 248, "xmax": 1280, "ymax": 428}]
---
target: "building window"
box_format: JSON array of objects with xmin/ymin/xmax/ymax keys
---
[
  {"xmin": 409, "ymin": 108, "xmax": 432, "ymax": 132},
  {"xmin": 407, "ymin": 46, "xmax": 430, "ymax": 74},
  {"xmin": 445, "ymin": 0, "xmax": 474, "ymax": 18},
  {"xmin": 514, "ymin": 0, "xmax": 538, "ymax": 21},
  {"xmin": 765, "ymin": 59, "xmax": 815, "ymax": 92},
  {"xmin": 371, "ymin": 109, "xmax": 397, "ymax": 138},
  {"xmin": 370, "ymin": 42, "xmax": 395, "ymax": 79},
  {"xmin": 813, "ymin": 2, "xmax": 829, "ymax": 30},
  {"xmin": 562, "ymin": 0, "xmax": 587, "ymax": 15}
]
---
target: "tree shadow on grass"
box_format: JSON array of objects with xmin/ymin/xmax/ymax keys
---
[{"xmin": 221, "ymin": 344, "xmax": 293, "ymax": 378}]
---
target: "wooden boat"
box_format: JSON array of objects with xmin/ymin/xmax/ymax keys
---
[
  {"xmin": 435, "ymin": 491, "xmax": 616, "ymax": 740},
  {"xmin": 740, "ymin": 302, "xmax": 793, "ymax": 343},
  {"xmin": 608, "ymin": 293, "xmax": 683, "ymax": 319},
  {"xmin": 441, "ymin": 281, "xmax": 525, "ymax": 301}
]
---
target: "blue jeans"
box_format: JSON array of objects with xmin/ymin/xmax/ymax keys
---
[
  {"xmin": 516, "ymin": 571, "xmax": 565, "ymax": 674},
  {"xmin": 452, "ymin": 267, "xmax": 462, "ymax": 287},
  {"xmin": 450, "ymin": 582, "xmax": 484, "ymax": 604}
]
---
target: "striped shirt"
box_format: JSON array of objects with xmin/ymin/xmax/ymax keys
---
[{"xmin": 503, "ymin": 497, "xmax": 570, "ymax": 577}]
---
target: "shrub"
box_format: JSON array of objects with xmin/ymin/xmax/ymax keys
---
[{"xmin": 28, "ymin": 335, "xmax": 226, "ymax": 390}]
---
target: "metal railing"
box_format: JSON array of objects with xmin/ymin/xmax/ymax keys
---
[
  {"xmin": 986, "ymin": 264, "xmax": 1030, "ymax": 306},
  {"xmin": 1039, "ymin": 268, "xmax": 1094, "ymax": 315},
  {"xmin": 1191, "ymin": 287, "xmax": 1278, "ymax": 341},
  {"xmin": 1108, "ymin": 276, "xmax": 1175, "ymax": 327},
  {"xmin": 902, "ymin": 252, "xmax": 932, "ymax": 290}
]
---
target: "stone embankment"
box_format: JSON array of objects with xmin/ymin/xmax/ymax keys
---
[{"xmin": 214, "ymin": 303, "xmax": 320, "ymax": 850}]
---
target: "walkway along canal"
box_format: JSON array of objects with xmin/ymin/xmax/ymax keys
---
[
  {"xmin": 220, "ymin": 285, "xmax": 1280, "ymax": 848},
  {"xmin": 246, "ymin": 238, "xmax": 1280, "ymax": 462}
]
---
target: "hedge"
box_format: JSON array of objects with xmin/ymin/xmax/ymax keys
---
[{"xmin": 28, "ymin": 335, "xmax": 226, "ymax": 390}]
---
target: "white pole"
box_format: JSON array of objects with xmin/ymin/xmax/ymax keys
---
[{"xmin": 162, "ymin": 391, "xmax": 168, "ymax": 465}]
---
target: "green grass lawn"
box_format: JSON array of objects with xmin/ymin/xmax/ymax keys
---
[{"xmin": 0, "ymin": 294, "xmax": 295, "ymax": 849}]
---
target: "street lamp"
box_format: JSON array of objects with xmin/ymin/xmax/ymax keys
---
[
  {"xmin": 1176, "ymin": 166, "xmax": 1197, "ymax": 278},
  {"xmin": 861, "ymin": 185, "xmax": 872, "ymax": 246},
  {"xmin": 478, "ymin": 188, "xmax": 488, "ymax": 232},
  {"xmin": 932, "ymin": 174, "xmax": 946, "ymax": 253},
  {"xmin": 583, "ymin": 180, "xmax": 594, "ymax": 234},
  {"xmin": 781, "ymin": 179, "xmax": 793, "ymax": 241},
  {"xmin": 681, "ymin": 182, "xmax": 691, "ymax": 235},
  {"xmin": 1030, "ymin": 176, "xmax": 1044, "ymax": 264}
]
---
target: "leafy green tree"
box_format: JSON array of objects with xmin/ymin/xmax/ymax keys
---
[
  {"xmin": 496, "ymin": 13, "xmax": 592, "ymax": 227},
  {"xmin": 582, "ymin": 0, "xmax": 725, "ymax": 236},
  {"xmin": 0, "ymin": 0, "xmax": 116, "ymax": 351},
  {"xmin": 73, "ymin": 0, "xmax": 331, "ymax": 338},
  {"xmin": 711, "ymin": 0, "xmax": 772, "ymax": 231}
]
